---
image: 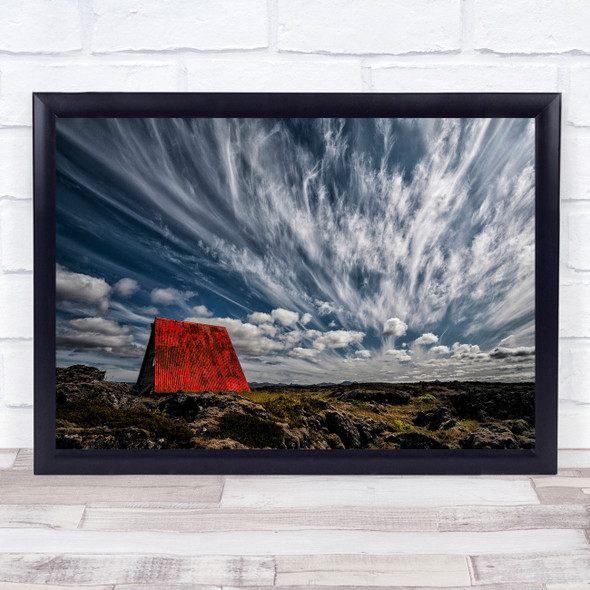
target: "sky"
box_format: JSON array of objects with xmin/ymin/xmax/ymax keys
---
[{"xmin": 55, "ymin": 116, "xmax": 535, "ymax": 384}]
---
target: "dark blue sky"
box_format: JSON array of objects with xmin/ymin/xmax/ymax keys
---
[{"xmin": 56, "ymin": 117, "xmax": 535, "ymax": 383}]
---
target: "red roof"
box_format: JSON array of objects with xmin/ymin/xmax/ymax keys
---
[{"xmin": 154, "ymin": 317, "xmax": 250, "ymax": 393}]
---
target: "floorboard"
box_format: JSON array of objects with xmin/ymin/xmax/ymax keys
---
[
  {"xmin": 0, "ymin": 450, "xmax": 18, "ymax": 469},
  {"xmin": 438, "ymin": 505, "xmax": 590, "ymax": 531},
  {"xmin": 0, "ymin": 448, "xmax": 588, "ymax": 588},
  {"xmin": 0, "ymin": 554, "xmax": 274, "ymax": 586},
  {"xmin": 1, "ymin": 528, "xmax": 586, "ymax": 556},
  {"xmin": 0, "ymin": 504, "xmax": 85, "ymax": 529},
  {"xmin": 274, "ymin": 554, "xmax": 472, "ymax": 586},
  {"xmin": 471, "ymin": 551, "xmax": 590, "ymax": 584},
  {"xmin": 80, "ymin": 506, "xmax": 439, "ymax": 532},
  {"xmin": 0, "ymin": 470, "xmax": 223, "ymax": 505},
  {"xmin": 221, "ymin": 476, "xmax": 540, "ymax": 508},
  {"xmin": 0, "ymin": 584, "xmax": 115, "ymax": 590},
  {"xmin": 535, "ymin": 487, "xmax": 590, "ymax": 504}
]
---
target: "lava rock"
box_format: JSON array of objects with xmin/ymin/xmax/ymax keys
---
[
  {"xmin": 390, "ymin": 432, "xmax": 449, "ymax": 449},
  {"xmin": 460, "ymin": 423, "xmax": 520, "ymax": 449},
  {"xmin": 413, "ymin": 407, "xmax": 457, "ymax": 430},
  {"xmin": 324, "ymin": 410, "xmax": 361, "ymax": 449},
  {"xmin": 56, "ymin": 426, "xmax": 179, "ymax": 450},
  {"xmin": 56, "ymin": 365, "xmax": 106, "ymax": 384},
  {"xmin": 159, "ymin": 391, "xmax": 270, "ymax": 421},
  {"xmin": 325, "ymin": 433, "xmax": 345, "ymax": 449},
  {"xmin": 447, "ymin": 385, "xmax": 534, "ymax": 423},
  {"xmin": 335, "ymin": 389, "xmax": 411, "ymax": 405},
  {"xmin": 354, "ymin": 416, "xmax": 390, "ymax": 447}
]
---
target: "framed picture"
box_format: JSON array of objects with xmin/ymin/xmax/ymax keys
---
[{"xmin": 34, "ymin": 92, "xmax": 560, "ymax": 474}]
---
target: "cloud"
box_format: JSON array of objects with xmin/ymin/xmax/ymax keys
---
[
  {"xmin": 191, "ymin": 305, "xmax": 213, "ymax": 317},
  {"xmin": 138, "ymin": 306, "xmax": 159, "ymax": 315},
  {"xmin": 56, "ymin": 265, "xmax": 111, "ymax": 313},
  {"xmin": 301, "ymin": 313, "xmax": 313, "ymax": 325},
  {"xmin": 57, "ymin": 317, "xmax": 143, "ymax": 358},
  {"xmin": 66, "ymin": 317, "xmax": 131, "ymax": 336},
  {"xmin": 452, "ymin": 342, "xmax": 481, "ymax": 356},
  {"xmin": 288, "ymin": 347, "xmax": 320, "ymax": 359},
  {"xmin": 383, "ymin": 317, "xmax": 408, "ymax": 337},
  {"xmin": 430, "ymin": 345, "xmax": 450, "ymax": 355},
  {"xmin": 248, "ymin": 311, "xmax": 273, "ymax": 325},
  {"xmin": 55, "ymin": 117, "xmax": 536, "ymax": 383},
  {"xmin": 385, "ymin": 349, "xmax": 411, "ymax": 362},
  {"xmin": 113, "ymin": 278, "xmax": 139, "ymax": 297},
  {"xmin": 150, "ymin": 288, "xmax": 185, "ymax": 305},
  {"xmin": 313, "ymin": 330, "xmax": 364, "ymax": 351},
  {"xmin": 279, "ymin": 329, "xmax": 304, "ymax": 347},
  {"xmin": 317, "ymin": 301, "xmax": 342, "ymax": 316},
  {"xmin": 355, "ymin": 350, "xmax": 371, "ymax": 359},
  {"xmin": 489, "ymin": 346, "xmax": 535, "ymax": 359},
  {"xmin": 271, "ymin": 308, "xmax": 299, "ymax": 327},
  {"xmin": 415, "ymin": 333, "xmax": 438, "ymax": 345}
]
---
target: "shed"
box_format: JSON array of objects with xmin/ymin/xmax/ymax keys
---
[{"xmin": 135, "ymin": 317, "xmax": 250, "ymax": 394}]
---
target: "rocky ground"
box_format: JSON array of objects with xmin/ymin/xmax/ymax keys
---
[{"xmin": 56, "ymin": 365, "xmax": 535, "ymax": 450}]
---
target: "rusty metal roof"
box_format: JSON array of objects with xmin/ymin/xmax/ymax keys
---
[{"xmin": 154, "ymin": 317, "xmax": 250, "ymax": 394}]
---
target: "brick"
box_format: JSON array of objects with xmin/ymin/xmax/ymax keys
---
[
  {"xmin": 0, "ymin": 0, "xmax": 82, "ymax": 54},
  {"xmin": 0, "ymin": 274, "xmax": 32, "ymax": 339},
  {"xmin": 0, "ymin": 407, "xmax": 32, "ymax": 447},
  {"xmin": 278, "ymin": 0, "xmax": 461, "ymax": 55},
  {"xmin": 561, "ymin": 283, "xmax": 590, "ymax": 338},
  {"xmin": 92, "ymin": 0, "xmax": 267, "ymax": 52},
  {"xmin": 561, "ymin": 131, "xmax": 590, "ymax": 200},
  {"xmin": 185, "ymin": 58, "xmax": 363, "ymax": 92},
  {"xmin": 560, "ymin": 343, "xmax": 590, "ymax": 404},
  {"xmin": 371, "ymin": 63, "xmax": 558, "ymax": 93},
  {"xmin": 473, "ymin": 0, "xmax": 590, "ymax": 54},
  {"xmin": 568, "ymin": 67, "xmax": 590, "ymax": 127},
  {"xmin": 568, "ymin": 213, "xmax": 590, "ymax": 271},
  {"xmin": 0, "ymin": 129, "xmax": 32, "ymax": 199},
  {"xmin": 0, "ymin": 62, "xmax": 180, "ymax": 127},
  {"xmin": 0, "ymin": 200, "xmax": 33, "ymax": 272},
  {"xmin": 0, "ymin": 340, "xmax": 33, "ymax": 408},
  {"xmin": 559, "ymin": 400, "xmax": 590, "ymax": 449}
]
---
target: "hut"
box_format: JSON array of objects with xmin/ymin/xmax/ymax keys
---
[{"xmin": 135, "ymin": 317, "xmax": 250, "ymax": 395}]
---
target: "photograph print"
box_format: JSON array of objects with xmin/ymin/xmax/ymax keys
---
[{"xmin": 55, "ymin": 115, "xmax": 535, "ymax": 452}]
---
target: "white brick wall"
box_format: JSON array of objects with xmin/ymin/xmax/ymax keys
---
[
  {"xmin": 92, "ymin": 0, "xmax": 269, "ymax": 52},
  {"xmin": 277, "ymin": 0, "xmax": 462, "ymax": 55},
  {"xmin": 0, "ymin": 0, "xmax": 588, "ymax": 448},
  {"xmin": 473, "ymin": 0, "xmax": 590, "ymax": 55},
  {"xmin": 0, "ymin": 0, "xmax": 83, "ymax": 54}
]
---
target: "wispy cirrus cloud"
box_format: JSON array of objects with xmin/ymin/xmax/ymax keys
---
[{"xmin": 56, "ymin": 116, "xmax": 535, "ymax": 383}]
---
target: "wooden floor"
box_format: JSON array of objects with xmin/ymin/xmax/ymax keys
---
[{"xmin": 1, "ymin": 449, "xmax": 589, "ymax": 588}]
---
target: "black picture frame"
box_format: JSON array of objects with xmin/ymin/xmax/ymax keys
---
[{"xmin": 34, "ymin": 92, "xmax": 560, "ymax": 475}]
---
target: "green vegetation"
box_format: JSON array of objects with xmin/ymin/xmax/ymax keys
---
[
  {"xmin": 258, "ymin": 395, "xmax": 326, "ymax": 427},
  {"xmin": 392, "ymin": 419, "xmax": 414, "ymax": 433},
  {"xmin": 56, "ymin": 364, "xmax": 535, "ymax": 450},
  {"xmin": 57, "ymin": 399, "xmax": 193, "ymax": 444},
  {"xmin": 458, "ymin": 419, "xmax": 480, "ymax": 431},
  {"xmin": 214, "ymin": 412, "xmax": 286, "ymax": 448}
]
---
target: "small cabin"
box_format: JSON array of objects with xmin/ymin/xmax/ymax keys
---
[{"xmin": 135, "ymin": 317, "xmax": 250, "ymax": 395}]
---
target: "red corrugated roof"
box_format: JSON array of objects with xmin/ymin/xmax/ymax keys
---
[{"xmin": 154, "ymin": 317, "xmax": 250, "ymax": 393}]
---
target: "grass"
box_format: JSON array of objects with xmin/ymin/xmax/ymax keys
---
[
  {"xmin": 57, "ymin": 400, "xmax": 193, "ymax": 444},
  {"xmin": 392, "ymin": 419, "xmax": 414, "ymax": 433},
  {"xmin": 258, "ymin": 395, "xmax": 327, "ymax": 427},
  {"xmin": 458, "ymin": 419, "xmax": 481, "ymax": 431},
  {"xmin": 214, "ymin": 412, "xmax": 286, "ymax": 448},
  {"xmin": 57, "ymin": 376, "xmax": 531, "ymax": 450}
]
